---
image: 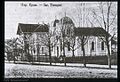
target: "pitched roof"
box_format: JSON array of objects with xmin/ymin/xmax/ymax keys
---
[
  {"xmin": 17, "ymin": 23, "xmax": 49, "ymax": 35},
  {"xmin": 75, "ymin": 27, "xmax": 110, "ymax": 37}
]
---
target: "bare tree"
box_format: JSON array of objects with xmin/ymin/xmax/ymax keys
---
[
  {"xmin": 77, "ymin": 36, "xmax": 89, "ymax": 67},
  {"xmin": 5, "ymin": 40, "xmax": 13, "ymax": 62},
  {"xmin": 68, "ymin": 32, "xmax": 81, "ymax": 58},
  {"xmin": 14, "ymin": 36, "xmax": 25, "ymax": 61},
  {"xmin": 23, "ymin": 33, "xmax": 33, "ymax": 62},
  {"xmin": 90, "ymin": 2, "xmax": 117, "ymax": 68},
  {"xmin": 22, "ymin": 24, "xmax": 48, "ymax": 63},
  {"xmin": 5, "ymin": 38, "xmax": 21, "ymax": 63},
  {"xmin": 59, "ymin": 22, "xmax": 68, "ymax": 66},
  {"xmin": 58, "ymin": 9, "xmax": 76, "ymax": 65},
  {"xmin": 58, "ymin": 15, "xmax": 75, "ymax": 66},
  {"xmin": 73, "ymin": 3, "xmax": 90, "ymax": 67},
  {"xmin": 69, "ymin": 35, "xmax": 76, "ymax": 57},
  {"xmin": 38, "ymin": 24, "xmax": 59, "ymax": 65}
]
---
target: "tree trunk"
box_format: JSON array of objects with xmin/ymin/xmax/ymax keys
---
[
  {"xmin": 63, "ymin": 47, "xmax": 66, "ymax": 66},
  {"xmin": 13, "ymin": 52, "xmax": 15, "ymax": 63},
  {"xmin": 63, "ymin": 41, "xmax": 66, "ymax": 66},
  {"xmin": 107, "ymin": 42, "xmax": 111, "ymax": 69},
  {"xmin": 49, "ymin": 45, "xmax": 52, "ymax": 65},
  {"xmin": 31, "ymin": 51, "xmax": 33, "ymax": 64},
  {"xmin": 14, "ymin": 44, "xmax": 17, "ymax": 63},
  {"xmin": 82, "ymin": 43, "xmax": 86, "ymax": 67},
  {"xmin": 72, "ymin": 49, "xmax": 75, "ymax": 62},
  {"xmin": 72, "ymin": 49, "xmax": 75, "ymax": 57}
]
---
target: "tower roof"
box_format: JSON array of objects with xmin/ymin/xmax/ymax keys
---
[{"xmin": 60, "ymin": 16, "xmax": 74, "ymax": 25}]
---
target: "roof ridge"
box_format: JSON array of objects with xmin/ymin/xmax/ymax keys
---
[
  {"xmin": 76, "ymin": 27, "xmax": 102, "ymax": 28},
  {"xmin": 19, "ymin": 23, "xmax": 42, "ymax": 25}
]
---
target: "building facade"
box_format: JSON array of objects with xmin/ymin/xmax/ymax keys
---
[{"xmin": 17, "ymin": 16, "xmax": 112, "ymax": 61}]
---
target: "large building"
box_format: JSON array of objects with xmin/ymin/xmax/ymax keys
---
[
  {"xmin": 17, "ymin": 16, "xmax": 114, "ymax": 61},
  {"xmin": 51, "ymin": 16, "xmax": 111, "ymax": 57}
]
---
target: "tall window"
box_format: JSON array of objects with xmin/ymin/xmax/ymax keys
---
[
  {"xmin": 91, "ymin": 42, "xmax": 94, "ymax": 50},
  {"xmin": 42, "ymin": 47, "xmax": 44, "ymax": 54},
  {"xmin": 68, "ymin": 42, "xmax": 70, "ymax": 51},
  {"xmin": 37, "ymin": 44, "xmax": 39, "ymax": 54},
  {"xmin": 57, "ymin": 46, "xmax": 59, "ymax": 57},
  {"xmin": 101, "ymin": 42, "xmax": 104, "ymax": 50},
  {"xmin": 34, "ymin": 48, "xmax": 35, "ymax": 54},
  {"xmin": 60, "ymin": 41, "xmax": 62, "ymax": 51}
]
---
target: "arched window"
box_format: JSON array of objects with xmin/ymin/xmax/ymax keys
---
[
  {"xmin": 101, "ymin": 42, "xmax": 104, "ymax": 50},
  {"xmin": 91, "ymin": 42, "xmax": 94, "ymax": 50}
]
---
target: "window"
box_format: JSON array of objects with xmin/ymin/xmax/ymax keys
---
[
  {"xmin": 57, "ymin": 46, "xmax": 59, "ymax": 57},
  {"xmin": 34, "ymin": 49, "xmax": 35, "ymax": 54},
  {"xmin": 91, "ymin": 42, "xmax": 94, "ymax": 50},
  {"xmin": 68, "ymin": 42, "xmax": 70, "ymax": 51},
  {"xmin": 67, "ymin": 29, "xmax": 70, "ymax": 35},
  {"xmin": 37, "ymin": 45, "xmax": 40, "ymax": 54},
  {"xmin": 60, "ymin": 42, "xmax": 62, "ymax": 51},
  {"xmin": 101, "ymin": 42, "xmax": 104, "ymax": 50},
  {"xmin": 42, "ymin": 47, "xmax": 44, "ymax": 54}
]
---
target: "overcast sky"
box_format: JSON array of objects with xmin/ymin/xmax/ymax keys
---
[{"xmin": 5, "ymin": 1, "xmax": 117, "ymax": 39}]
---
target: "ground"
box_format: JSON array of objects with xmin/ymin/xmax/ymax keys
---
[{"xmin": 5, "ymin": 62, "xmax": 117, "ymax": 78}]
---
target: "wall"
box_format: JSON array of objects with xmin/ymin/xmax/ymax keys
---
[{"xmin": 76, "ymin": 36, "xmax": 108, "ymax": 56}]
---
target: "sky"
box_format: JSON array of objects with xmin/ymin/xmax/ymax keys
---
[{"xmin": 5, "ymin": 1, "xmax": 117, "ymax": 40}]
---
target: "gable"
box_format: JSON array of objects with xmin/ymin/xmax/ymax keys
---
[{"xmin": 17, "ymin": 23, "xmax": 49, "ymax": 35}]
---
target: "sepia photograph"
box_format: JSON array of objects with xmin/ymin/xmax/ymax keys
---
[{"xmin": 5, "ymin": 1, "xmax": 117, "ymax": 78}]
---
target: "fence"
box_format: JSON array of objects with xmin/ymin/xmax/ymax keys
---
[{"xmin": 5, "ymin": 52, "xmax": 117, "ymax": 65}]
